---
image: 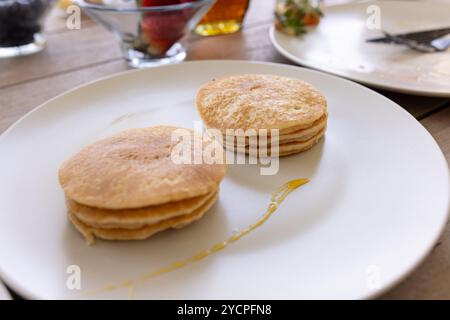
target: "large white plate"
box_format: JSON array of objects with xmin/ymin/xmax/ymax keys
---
[
  {"xmin": 0, "ymin": 61, "xmax": 448, "ymax": 299},
  {"xmin": 270, "ymin": 1, "xmax": 450, "ymax": 97}
]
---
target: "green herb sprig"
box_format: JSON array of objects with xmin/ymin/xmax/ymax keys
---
[{"xmin": 275, "ymin": 0, "xmax": 323, "ymax": 36}]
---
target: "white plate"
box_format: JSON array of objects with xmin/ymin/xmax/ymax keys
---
[
  {"xmin": 270, "ymin": 1, "xmax": 450, "ymax": 97},
  {"xmin": 0, "ymin": 61, "xmax": 448, "ymax": 299},
  {"xmin": 0, "ymin": 282, "xmax": 11, "ymax": 300}
]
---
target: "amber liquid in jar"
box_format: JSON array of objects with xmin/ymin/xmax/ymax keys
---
[{"xmin": 195, "ymin": 0, "xmax": 250, "ymax": 36}]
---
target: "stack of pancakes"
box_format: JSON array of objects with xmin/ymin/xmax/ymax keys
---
[
  {"xmin": 59, "ymin": 126, "xmax": 226, "ymax": 244},
  {"xmin": 196, "ymin": 74, "xmax": 327, "ymax": 157}
]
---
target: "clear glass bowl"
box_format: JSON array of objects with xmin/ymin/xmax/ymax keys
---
[
  {"xmin": 75, "ymin": 0, "xmax": 215, "ymax": 68},
  {"xmin": 0, "ymin": 0, "xmax": 55, "ymax": 58}
]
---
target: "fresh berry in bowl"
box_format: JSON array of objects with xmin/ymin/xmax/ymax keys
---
[
  {"xmin": 76, "ymin": 0, "xmax": 214, "ymax": 68},
  {"xmin": 0, "ymin": 0, "xmax": 55, "ymax": 57}
]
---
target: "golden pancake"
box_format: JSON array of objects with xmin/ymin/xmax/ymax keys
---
[
  {"xmin": 68, "ymin": 189, "xmax": 218, "ymax": 229},
  {"xmin": 275, "ymin": 114, "xmax": 327, "ymax": 143},
  {"xmin": 196, "ymin": 74, "xmax": 327, "ymax": 133},
  {"xmin": 276, "ymin": 143, "xmax": 319, "ymax": 156},
  {"xmin": 224, "ymin": 129, "xmax": 325, "ymax": 156},
  {"xmin": 275, "ymin": 130, "xmax": 325, "ymax": 155},
  {"xmin": 275, "ymin": 113, "xmax": 328, "ymax": 135},
  {"xmin": 59, "ymin": 126, "xmax": 227, "ymax": 210},
  {"xmin": 69, "ymin": 192, "xmax": 218, "ymax": 244},
  {"xmin": 222, "ymin": 114, "xmax": 327, "ymax": 146}
]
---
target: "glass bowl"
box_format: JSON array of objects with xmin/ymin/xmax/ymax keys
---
[
  {"xmin": 75, "ymin": 0, "xmax": 215, "ymax": 68},
  {"xmin": 0, "ymin": 0, "xmax": 55, "ymax": 58}
]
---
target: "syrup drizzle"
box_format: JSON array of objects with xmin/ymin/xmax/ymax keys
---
[{"xmin": 80, "ymin": 178, "xmax": 309, "ymax": 299}]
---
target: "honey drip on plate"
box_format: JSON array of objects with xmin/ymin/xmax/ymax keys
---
[{"xmin": 81, "ymin": 178, "xmax": 309, "ymax": 299}]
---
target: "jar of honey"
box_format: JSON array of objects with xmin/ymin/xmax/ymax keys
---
[{"xmin": 194, "ymin": 0, "xmax": 250, "ymax": 36}]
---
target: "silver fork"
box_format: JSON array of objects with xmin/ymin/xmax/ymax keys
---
[
  {"xmin": 431, "ymin": 35, "xmax": 450, "ymax": 51},
  {"xmin": 382, "ymin": 31, "xmax": 450, "ymax": 53}
]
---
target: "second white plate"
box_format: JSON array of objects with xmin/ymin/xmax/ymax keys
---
[{"xmin": 270, "ymin": 1, "xmax": 450, "ymax": 97}]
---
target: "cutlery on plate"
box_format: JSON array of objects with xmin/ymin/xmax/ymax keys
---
[{"xmin": 366, "ymin": 27, "xmax": 450, "ymax": 52}]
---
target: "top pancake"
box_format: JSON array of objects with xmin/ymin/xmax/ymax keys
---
[
  {"xmin": 59, "ymin": 126, "xmax": 227, "ymax": 209},
  {"xmin": 196, "ymin": 74, "xmax": 327, "ymax": 133}
]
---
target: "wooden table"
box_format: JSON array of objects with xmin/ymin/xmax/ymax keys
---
[{"xmin": 1, "ymin": 0, "xmax": 449, "ymax": 300}]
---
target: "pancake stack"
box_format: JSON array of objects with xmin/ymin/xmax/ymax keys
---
[
  {"xmin": 196, "ymin": 74, "xmax": 327, "ymax": 156},
  {"xmin": 59, "ymin": 126, "xmax": 226, "ymax": 244}
]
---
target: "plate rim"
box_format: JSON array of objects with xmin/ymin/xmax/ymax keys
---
[
  {"xmin": 0, "ymin": 281, "xmax": 11, "ymax": 300},
  {"xmin": 269, "ymin": 1, "xmax": 450, "ymax": 98},
  {"xmin": 0, "ymin": 60, "xmax": 448, "ymax": 300}
]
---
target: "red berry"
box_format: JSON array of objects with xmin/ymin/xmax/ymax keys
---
[
  {"xmin": 140, "ymin": 11, "xmax": 188, "ymax": 54},
  {"xmin": 137, "ymin": 0, "xmax": 198, "ymax": 55}
]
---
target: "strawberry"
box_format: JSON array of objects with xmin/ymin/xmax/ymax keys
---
[
  {"xmin": 136, "ymin": 0, "xmax": 197, "ymax": 55},
  {"xmin": 140, "ymin": 12, "xmax": 187, "ymax": 55}
]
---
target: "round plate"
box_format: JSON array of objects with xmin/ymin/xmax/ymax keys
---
[
  {"xmin": 0, "ymin": 61, "xmax": 448, "ymax": 299},
  {"xmin": 270, "ymin": 1, "xmax": 450, "ymax": 97}
]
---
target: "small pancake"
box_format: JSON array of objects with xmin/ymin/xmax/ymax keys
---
[
  {"xmin": 224, "ymin": 129, "xmax": 325, "ymax": 157},
  {"xmin": 222, "ymin": 114, "xmax": 327, "ymax": 146},
  {"xmin": 196, "ymin": 74, "xmax": 327, "ymax": 133},
  {"xmin": 69, "ymin": 192, "xmax": 218, "ymax": 244},
  {"xmin": 275, "ymin": 130, "xmax": 325, "ymax": 155},
  {"xmin": 275, "ymin": 114, "xmax": 328, "ymax": 135},
  {"xmin": 59, "ymin": 126, "xmax": 227, "ymax": 209},
  {"xmin": 276, "ymin": 114, "xmax": 327, "ymax": 142},
  {"xmin": 276, "ymin": 142, "xmax": 319, "ymax": 156},
  {"xmin": 68, "ymin": 189, "xmax": 218, "ymax": 229}
]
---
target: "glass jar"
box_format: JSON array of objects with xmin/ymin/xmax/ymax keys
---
[
  {"xmin": 194, "ymin": 0, "xmax": 250, "ymax": 36},
  {"xmin": 0, "ymin": 0, "xmax": 55, "ymax": 58}
]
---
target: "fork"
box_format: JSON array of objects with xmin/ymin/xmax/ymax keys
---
[{"xmin": 381, "ymin": 30, "xmax": 450, "ymax": 53}]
